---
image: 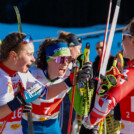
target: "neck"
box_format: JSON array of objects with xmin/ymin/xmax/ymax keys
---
[
  {"xmin": 47, "ymin": 67, "xmax": 57, "ymax": 81},
  {"xmin": 3, "ymin": 60, "xmax": 17, "ymax": 72}
]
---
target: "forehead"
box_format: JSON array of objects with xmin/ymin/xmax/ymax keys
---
[
  {"xmin": 20, "ymin": 42, "xmax": 34, "ymax": 53},
  {"xmin": 96, "ymin": 42, "xmax": 103, "ymax": 47}
]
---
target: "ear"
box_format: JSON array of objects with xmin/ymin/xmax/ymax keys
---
[{"xmin": 9, "ymin": 51, "xmax": 17, "ymax": 61}]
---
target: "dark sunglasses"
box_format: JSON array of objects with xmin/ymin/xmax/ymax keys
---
[
  {"xmin": 96, "ymin": 47, "xmax": 103, "ymax": 50},
  {"xmin": 10, "ymin": 35, "xmax": 33, "ymax": 51},
  {"xmin": 47, "ymin": 56, "xmax": 72, "ymax": 64}
]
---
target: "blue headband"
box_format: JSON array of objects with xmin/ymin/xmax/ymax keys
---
[{"xmin": 45, "ymin": 42, "xmax": 71, "ymax": 62}]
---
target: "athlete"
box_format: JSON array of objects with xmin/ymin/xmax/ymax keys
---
[
  {"xmin": 82, "ymin": 18, "xmax": 134, "ymax": 134},
  {"xmin": 58, "ymin": 31, "xmax": 82, "ymax": 133},
  {"xmin": 21, "ymin": 37, "xmax": 92, "ymax": 134}
]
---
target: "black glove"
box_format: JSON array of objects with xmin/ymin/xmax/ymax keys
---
[
  {"xmin": 7, "ymin": 83, "xmax": 26, "ymax": 112},
  {"xmin": 77, "ymin": 62, "xmax": 93, "ymax": 83},
  {"xmin": 64, "ymin": 62, "xmax": 93, "ymax": 87},
  {"xmin": 23, "ymin": 103, "xmax": 32, "ymax": 113}
]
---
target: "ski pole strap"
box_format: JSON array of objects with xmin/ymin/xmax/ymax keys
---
[{"xmin": 0, "ymin": 115, "xmax": 10, "ymax": 134}]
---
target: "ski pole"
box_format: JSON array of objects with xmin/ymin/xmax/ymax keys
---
[
  {"xmin": 67, "ymin": 60, "xmax": 78, "ymax": 134},
  {"xmin": 13, "ymin": 5, "xmax": 34, "ymax": 134}
]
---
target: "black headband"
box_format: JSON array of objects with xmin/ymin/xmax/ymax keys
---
[{"xmin": 67, "ymin": 35, "xmax": 82, "ymax": 47}]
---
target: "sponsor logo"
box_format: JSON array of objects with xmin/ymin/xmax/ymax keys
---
[
  {"xmin": 10, "ymin": 124, "xmax": 21, "ymax": 130},
  {"xmin": 121, "ymin": 122, "xmax": 125, "ymax": 129},
  {"xmin": 7, "ymin": 82, "xmax": 13, "ymax": 93},
  {"xmin": 0, "ymin": 124, "xmax": 6, "ymax": 130},
  {"xmin": 39, "ymin": 117, "xmax": 49, "ymax": 121},
  {"xmin": 53, "ymin": 47, "xmax": 68, "ymax": 54}
]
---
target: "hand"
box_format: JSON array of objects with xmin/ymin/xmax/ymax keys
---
[
  {"xmin": 23, "ymin": 103, "xmax": 32, "ymax": 113},
  {"xmin": 98, "ymin": 58, "xmax": 127, "ymax": 96},
  {"xmin": 7, "ymin": 83, "xmax": 26, "ymax": 112},
  {"xmin": 77, "ymin": 62, "xmax": 93, "ymax": 83},
  {"xmin": 64, "ymin": 62, "xmax": 93, "ymax": 88},
  {"xmin": 98, "ymin": 74, "xmax": 117, "ymax": 96}
]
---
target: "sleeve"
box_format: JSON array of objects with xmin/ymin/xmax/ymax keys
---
[
  {"xmin": 23, "ymin": 71, "xmax": 48, "ymax": 102},
  {"xmin": 85, "ymin": 68, "xmax": 134, "ymax": 128},
  {"xmin": 0, "ymin": 76, "xmax": 14, "ymax": 106},
  {"xmin": 68, "ymin": 85, "xmax": 83, "ymax": 115}
]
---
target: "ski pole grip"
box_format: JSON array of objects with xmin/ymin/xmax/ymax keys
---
[{"xmin": 72, "ymin": 66, "xmax": 79, "ymax": 85}]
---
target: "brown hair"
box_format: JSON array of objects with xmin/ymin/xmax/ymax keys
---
[
  {"xmin": 58, "ymin": 31, "xmax": 75, "ymax": 46},
  {"xmin": 36, "ymin": 37, "xmax": 66, "ymax": 69},
  {"xmin": 123, "ymin": 18, "xmax": 134, "ymax": 36},
  {"xmin": 0, "ymin": 32, "xmax": 26, "ymax": 62}
]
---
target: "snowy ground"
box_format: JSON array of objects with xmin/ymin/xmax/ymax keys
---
[{"xmin": 0, "ymin": 23, "xmax": 125, "ymax": 62}]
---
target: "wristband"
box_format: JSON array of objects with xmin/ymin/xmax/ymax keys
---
[
  {"xmin": 64, "ymin": 77, "xmax": 73, "ymax": 88},
  {"xmin": 7, "ymin": 97, "xmax": 22, "ymax": 112}
]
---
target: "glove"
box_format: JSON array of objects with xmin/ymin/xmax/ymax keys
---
[
  {"xmin": 64, "ymin": 62, "xmax": 93, "ymax": 88},
  {"xmin": 77, "ymin": 62, "xmax": 93, "ymax": 83},
  {"xmin": 23, "ymin": 103, "xmax": 32, "ymax": 113},
  {"xmin": 98, "ymin": 58, "xmax": 127, "ymax": 97},
  {"xmin": 98, "ymin": 74, "xmax": 117, "ymax": 96}
]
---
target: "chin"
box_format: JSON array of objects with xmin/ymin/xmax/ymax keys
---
[
  {"xmin": 58, "ymin": 74, "xmax": 65, "ymax": 78},
  {"xmin": 19, "ymin": 68, "xmax": 29, "ymax": 73}
]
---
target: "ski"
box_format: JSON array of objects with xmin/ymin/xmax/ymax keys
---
[
  {"xmin": 13, "ymin": 6, "xmax": 22, "ymax": 33},
  {"xmin": 13, "ymin": 5, "xmax": 34, "ymax": 134}
]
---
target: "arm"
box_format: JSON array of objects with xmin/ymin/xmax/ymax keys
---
[
  {"xmin": 83, "ymin": 67, "xmax": 134, "ymax": 129},
  {"xmin": 0, "ymin": 105, "xmax": 12, "ymax": 119},
  {"xmin": 46, "ymin": 81, "xmax": 69, "ymax": 99}
]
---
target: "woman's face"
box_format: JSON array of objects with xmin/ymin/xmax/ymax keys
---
[
  {"xmin": 47, "ymin": 55, "xmax": 70, "ymax": 79},
  {"xmin": 122, "ymin": 35, "xmax": 134, "ymax": 60},
  {"xmin": 14, "ymin": 42, "xmax": 35, "ymax": 73},
  {"xmin": 69, "ymin": 45, "xmax": 81, "ymax": 59}
]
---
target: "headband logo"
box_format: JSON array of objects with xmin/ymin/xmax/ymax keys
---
[
  {"xmin": 54, "ymin": 47, "xmax": 69, "ymax": 53},
  {"xmin": 69, "ymin": 42, "xmax": 75, "ymax": 46}
]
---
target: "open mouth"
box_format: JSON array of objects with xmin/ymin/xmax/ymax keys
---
[
  {"xmin": 59, "ymin": 68, "xmax": 66, "ymax": 75},
  {"xmin": 26, "ymin": 64, "xmax": 30, "ymax": 69}
]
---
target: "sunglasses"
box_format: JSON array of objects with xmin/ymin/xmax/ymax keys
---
[
  {"xmin": 10, "ymin": 35, "xmax": 33, "ymax": 51},
  {"xmin": 96, "ymin": 47, "xmax": 103, "ymax": 50},
  {"xmin": 47, "ymin": 56, "xmax": 72, "ymax": 64}
]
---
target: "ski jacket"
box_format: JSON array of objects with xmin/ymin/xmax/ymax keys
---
[
  {"xmin": 22, "ymin": 67, "xmax": 71, "ymax": 122},
  {"xmin": 87, "ymin": 59, "xmax": 134, "ymax": 134},
  {"xmin": 0, "ymin": 63, "xmax": 45, "ymax": 134}
]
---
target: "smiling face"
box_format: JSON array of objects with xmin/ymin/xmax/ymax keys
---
[
  {"xmin": 47, "ymin": 55, "xmax": 70, "ymax": 79},
  {"xmin": 14, "ymin": 42, "xmax": 35, "ymax": 73}
]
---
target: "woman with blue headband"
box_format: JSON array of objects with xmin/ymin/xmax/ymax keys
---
[
  {"xmin": 58, "ymin": 31, "xmax": 83, "ymax": 134},
  {"xmin": 21, "ymin": 37, "xmax": 92, "ymax": 134}
]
